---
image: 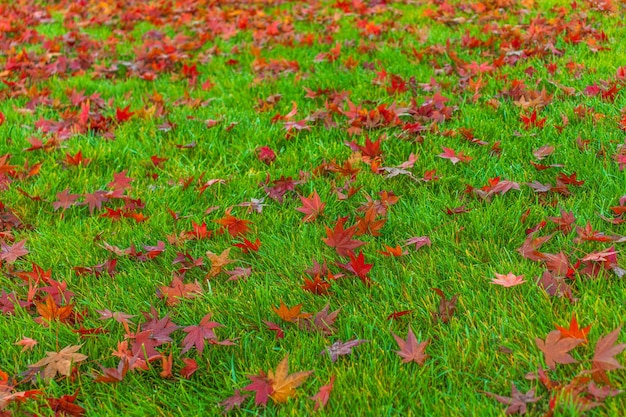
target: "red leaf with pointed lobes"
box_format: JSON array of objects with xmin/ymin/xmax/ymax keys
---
[
  {"xmin": 393, "ymin": 326, "xmax": 429, "ymax": 364},
  {"xmin": 0, "ymin": 240, "xmax": 29, "ymax": 263},
  {"xmin": 243, "ymin": 373, "xmax": 273, "ymax": 406},
  {"xmin": 107, "ymin": 170, "xmax": 134, "ymax": 191},
  {"xmin": 257, "ymin": 146, "xmax": 276, "ymax": 164},
  {"xmin": 555, "ymin": 314, "xmax": 591, "ymax": 343},
  {"xmin": 233, "ymin": 238, "xmax": 261, "ymax": 253},
  {"xmin": 82, "ymin": 191, "xmax": 108, "ymax": 215},
  {"xmin": 263, "ymin": 320, "xmax": 285, "ymax": 339},
  {"xmin": 219, "ymin": 389, "xmax": 250, "ymax": 412},
  {"xmin": 156, "ymin": 277, "xmax": 202, "ymax": 306},
  {"xmin": 115, "ymin": 106, "xmax": 135, "ymax": 123},
  {"xmin": 354, "ymin": 205, "xmax": 386, "ymax": 236},
  {"xmin": 517, "ymin": 232, "xmax": 553, "ymax": 261},
  {"xmin": 438, "ymin": 147, "xmax": 472, "ymax": 164},
  {"xmin": 404, "ymin": 236, "xmax": 431, "ymax": 251},
  {"xmin": 310, "ymin": 375, "xmax": 335, "ymax": 411},
  {"xmin": 485, "ymin": 383, "xmax": 541, "ymax": 415},
  {"xmin": 214, "ymin": 208, "xmax": 252, "ymax": 237},
  {"xmin": 95, "ymin": 358, "xmax": 129, "ymax": 383},
  {"xmin": 181, "ymin": 313, "xmax": 224, "ymax": 355},
  {"xmin": 296, "ymin": 191, "xmax": 325, "ymax": 222},
  {"xmin": 548, "ymin": 209, "xmax": 575, "ymax": 234},
  {"xmin": 322, "ymin": 217, "xmax": 365, "ymax": 257},
  {"xmin": 65, "ymin": 151, "xmax": 90, "ymax": 167},
  {"xmin": 52, "ymin": 189, "xmax": 80, "ymax": 211},
  {"xmin": 535, "ymin": 330, "xmax": 582, "ymax": 369},
  {"xmin": 302, "ymin": 273, "xmax": 332, "ymax": 295},
  {"xmin": 179, "ymin": 358, "xmax": 198, "ymax": 379},
  {"xmin": 336, "ymin": 251, "xmax": 372, "ymax": 282},
  {"xmin": 432, "ymin": 288, "xmax": 458, "ymax": 324},
  {"xmin": 591, "ymin": 327, "xmax": 626, "ymax": 383}
]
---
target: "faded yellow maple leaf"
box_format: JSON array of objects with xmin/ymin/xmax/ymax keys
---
[
  {"xmin": 268, "ymin": 354, "xmax": 313, "ymax": 403},
  {"xmin": 29, "ymin": 344, "xmax": 87, "ymax": 380},
  {"xmin": 206, "ymin": 248, "xmax": 235, "ymax": 278}
]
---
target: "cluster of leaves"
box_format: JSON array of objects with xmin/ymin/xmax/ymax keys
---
[{"xmin": 0, "ymin": 0, "xmax": 625, "ymax": 415}]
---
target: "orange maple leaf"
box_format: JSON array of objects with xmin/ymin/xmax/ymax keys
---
[
  {"xmin": 268, "ymin": 354, "xmax": 313, "ymax": 403},
  {"xmin": 555, "ymin": 314, "xmax": 591, "ymax": 343},
  {"xmin": 35, "ymin": 295, "xmax": 74, "ymax": 323},
  {"xmin": 273, "ymin": 301, "xmax": 311, "ymax": 322},
  {"xmin": 157, "ymin": 277, "xmax": 203, "ymax": 306},
  {"xmin": 206, "ymin": 248, "xmax": 235, "ymax": 278},
  {"xmin": 214, "ymin": 208, "xmax": 252, "ymax": 237}
]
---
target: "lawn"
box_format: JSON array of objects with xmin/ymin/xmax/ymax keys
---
[{"xmin": 1, "ymin": 0, "xmax": 626, "ymax": 415}]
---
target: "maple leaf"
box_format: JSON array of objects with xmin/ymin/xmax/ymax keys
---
[
  {"xmin": 354, "ymin": 205, "xmax": 386, "ymax": 236},
  {"xmin": 29, "ymin": 345, "xmax": 88, "ymax": 380},
  {"xmin": 591, "ymin": 327, "xmax": 626, "ymax": 383},
  {"xmin": 179, "ymin": 358, "xmax": 198, "ymax": 379},
  {"xmin": 45, "ymin": 390, "xmax": 86, "ymax": 416},
  {"xmin": 225, "ymin": 267, "xmax": 252, "ymax": 282},
  {"xmin": 322, "ymin": 217, "xmax": 365, "ymax": 257},
  {"xmin": 485, "ymin": 383, "xmax": 541, "ymax": 415},
  {"xmin": 156, "ymin": 276, "xmax": 203, "ymax": 306},
  {"xmin": 232, "ymin": 238, "xmax": 261, "ymax": 253},
  {"xmin": 263, "ymin": 320, "xmax": 285, "ymax": 339},
  {"xmin": 438, "ymin": 147, "xmax": 472, "ymax": 164},
  {"xmin": 0, "ymin": 240, "xmax": 29, "ymax": 263},
  {"xmin": 555, "ymin": 314, "xmax": 591, "ymax": 343},
  {"xmin": 14, "ymin": 337, "xmax": 38, "ymax": 352},
  {"xmin": 35, "ymin": 295, "xmax": 74, "ymax": 323},
  {"xmin": 404, "ymin": 236, "xmax": 431, "ymax": 251},
  {"xmin": 107, "ymin": 170, "xmax": 134, "ymax": 191},
  {"xmin": 299, "ymin": 304, "xmax": 340, "ymax": 336},
  {"xmin": 432, "ymin": 288, "xmax": 458, "ymax": 324},
  {"xmin": 310, "ymin": 375, "xmax": 335, "ymax": 411},
  {"xmin": 517, "ymin": 233, "xmax": 552, "ymax": 261},
  {"xmin": 268, "ymin": 354, "xmax": 313, "ymax": 403},
  {"xmin": 379, "ymin": 244, "xmax": 406, "ymax": 256},
  {"xmin": 181, "ymin": 313, "xmax": 225, "ymax": 355},
  {"xmin": 321, "ymin": 339, "xmax": 368, "ymax": 362},
  {"xmin": 392, "ymin": 326, "xmax": 429, "ymax": 365},
  {"xmin": 296, "ymin": 191, "xmax": 325, "ymax": 222},
  {"xmin": 302, "ymin": 274, "xmax": 332, "ymax": 295},
  {"xmin": 273, "ymin": 301, "xmax": 311, "ymax": 323},
  {"xmin": 243, "ymin": 373, "xmax": 273, "ymax": 406},
  {"xmin": 82, "ymin": 190, "xmax": 108, "ymax": 215},
  {"xmin": 491, "ymin": 272, "xmax": 526, "ymax": 288},
  {"xmin": 219, "ymin": 389, "xmax": 250, "ymax": 412},
  {"xmin": 535, "ymin": 330, "xmax": 582, "ymax": 369},
  {"xmin": 337, "ymin": 251, "xmax": 372, "ymax": 283},
  {"xmin": 205, "ymin": 248, "xmax": 235, "ymax": 278},
  {"xmin": 214, "ymin": 209, "xmax": 252, "ymax": 237},
  {"xmin": 95, "ymin": 358, "xmax": 129, "ymax": 383}
]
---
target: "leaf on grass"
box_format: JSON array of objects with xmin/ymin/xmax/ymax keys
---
[
  {"xmin": 273, "ymin": 301, "xmax": 311, "ymax": 323},
  {"xmin": 485, "ymin": 383, "xmax": 541, "ymax": 415},
  {"xmin": 296, "ymin": 191, "xmax": 325, "ymax": 222},
  {"xmin": 321, "ymin": 339, "xmax": 368, "ymax": 362},
  {"xmin": 432, "ymin": 288, "xmax": 458, "ymax": 323},
  {"xmin": 205, "ymin": 248, "xmax": 235, "ymax": 278},
  {"xmin": 35, "ymin": 295, "xmax": 74, "ymax": 323},
  {"xmin": 491, "ymin": 272, "xmax": 526, "ymax": 288},
  {"xmin": 219, "ymin": 389, "xmax": 250, "ymax": 412},
  {"xmin": 156, "ymin": 276, "xmax": 203, "ymax": 306},
  {"xmin": 322, "ymin": 217, "xmax": 365, "ymax": 257},
  {"xmin": 14, "ymin": 337, "xmax": 38, "ymax": 352},
  {"xmin": 243, "ymin": 373, "xmax": 273, "ymax": 406},
  {"xmin": 268, "ymin": 354, "xmax": 313, "ymax": 403},
  {"xmin": 310, "ymin": 375, "xmax": 335, "ymax": 411},
  {"xmin": 555, "ymin": 314, "xmax": 591, "ymax": 343},
  {"xmin": 179, "ymin": 358, "xmax": 198, "ymax": 379},
  {"xmin": 404, "ymin": 236, "xmax": 431, "ymax": 251},
  {"xmin": 181, "ymin": 313, "xmax": 224, "ymax": 355},
  {"xmin": 0, "ymin": 240, "xmax": 29, "ymax": 263},
  {"xmin": 535, "ymin": 330, "xmax": 582, "ymax": 369},
  {"xmin": 392, "ymin": 326, "xmax": 429, "ymax": 364},
  {"xmin": 29, "ymin": 345, "xmax": 87, "ymax": 380},
  {"xmin": 591, "ymin": 327, "xmax": 626, "ymax": 383},
  {"xmin": 95, "ymin": 359, "xmax": 128, "ymax": 383}
]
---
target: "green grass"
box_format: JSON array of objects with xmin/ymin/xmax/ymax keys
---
[{"xmin": 1, "ymin": 0, "xmax": 626, "ymax": 415}]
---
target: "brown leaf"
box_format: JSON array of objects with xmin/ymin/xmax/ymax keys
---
[{"xmin": 29, "ymin": 345, "xmax": 88, "ymax": 380}]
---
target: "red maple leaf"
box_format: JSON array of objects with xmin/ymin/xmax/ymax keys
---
[
  {"xmin": 310, "ymin": 375, "xmax": 335, "ymax": 411},
  {"xmin": 438, "ymin": 147, "xmax": 472, "ymax": 164},
  {"xmin": 336, "ymin": 251, "xmax": 372, "ymax": 283},
  {"xmin": 322, "ymin": 217, "xmax": 365, "ymax": 257},
  {"xmin": 535, "ymin": 330, "xmax": 582, "ymax": 369},
  {"xmin": 485, "ymin": 383, "xmax": 541, "ymax": 415},
  {"xmin": 0, "ymin": 240, "xmax": 29, "ymax": 263},
  {"xmin": 214, "ymin": 209, "xmax": 252, "ymax": 237},
  {"xmin": 181, "ymin": 313, "xmax": 225, "ymax": 355},
  {"xmin": 82, "ymin": 191, "xmax": 108, "ymax": 215},
  {"xmin": 591, "ymin": 327, "xmax": 626, "ymax": 383},
  {"xmin": 392, "ymin": 326, "xmax": 429, "ymax": 364},
  {"xmin": 296, "ymin": 190, "xmax": 325, "ymax": 222},
  {"xmin": 115, "ymin": 106, "xmax": 135, "ymax": 123},
  {"xmin": 52, "ymin": 189, "xmax": 81, "ymax": 211},
  {"xmin": 243, "ymin": 373, "xmax": 273, "ymax": 406},
  {"xmin": 555, "ymin": 314, "xmax": 591, "ymax": 343}
]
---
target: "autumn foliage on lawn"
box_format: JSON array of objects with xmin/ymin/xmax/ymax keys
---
[{"xmin": 1, "ymin": 0, "xmax": 626, "ymax": 415}]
